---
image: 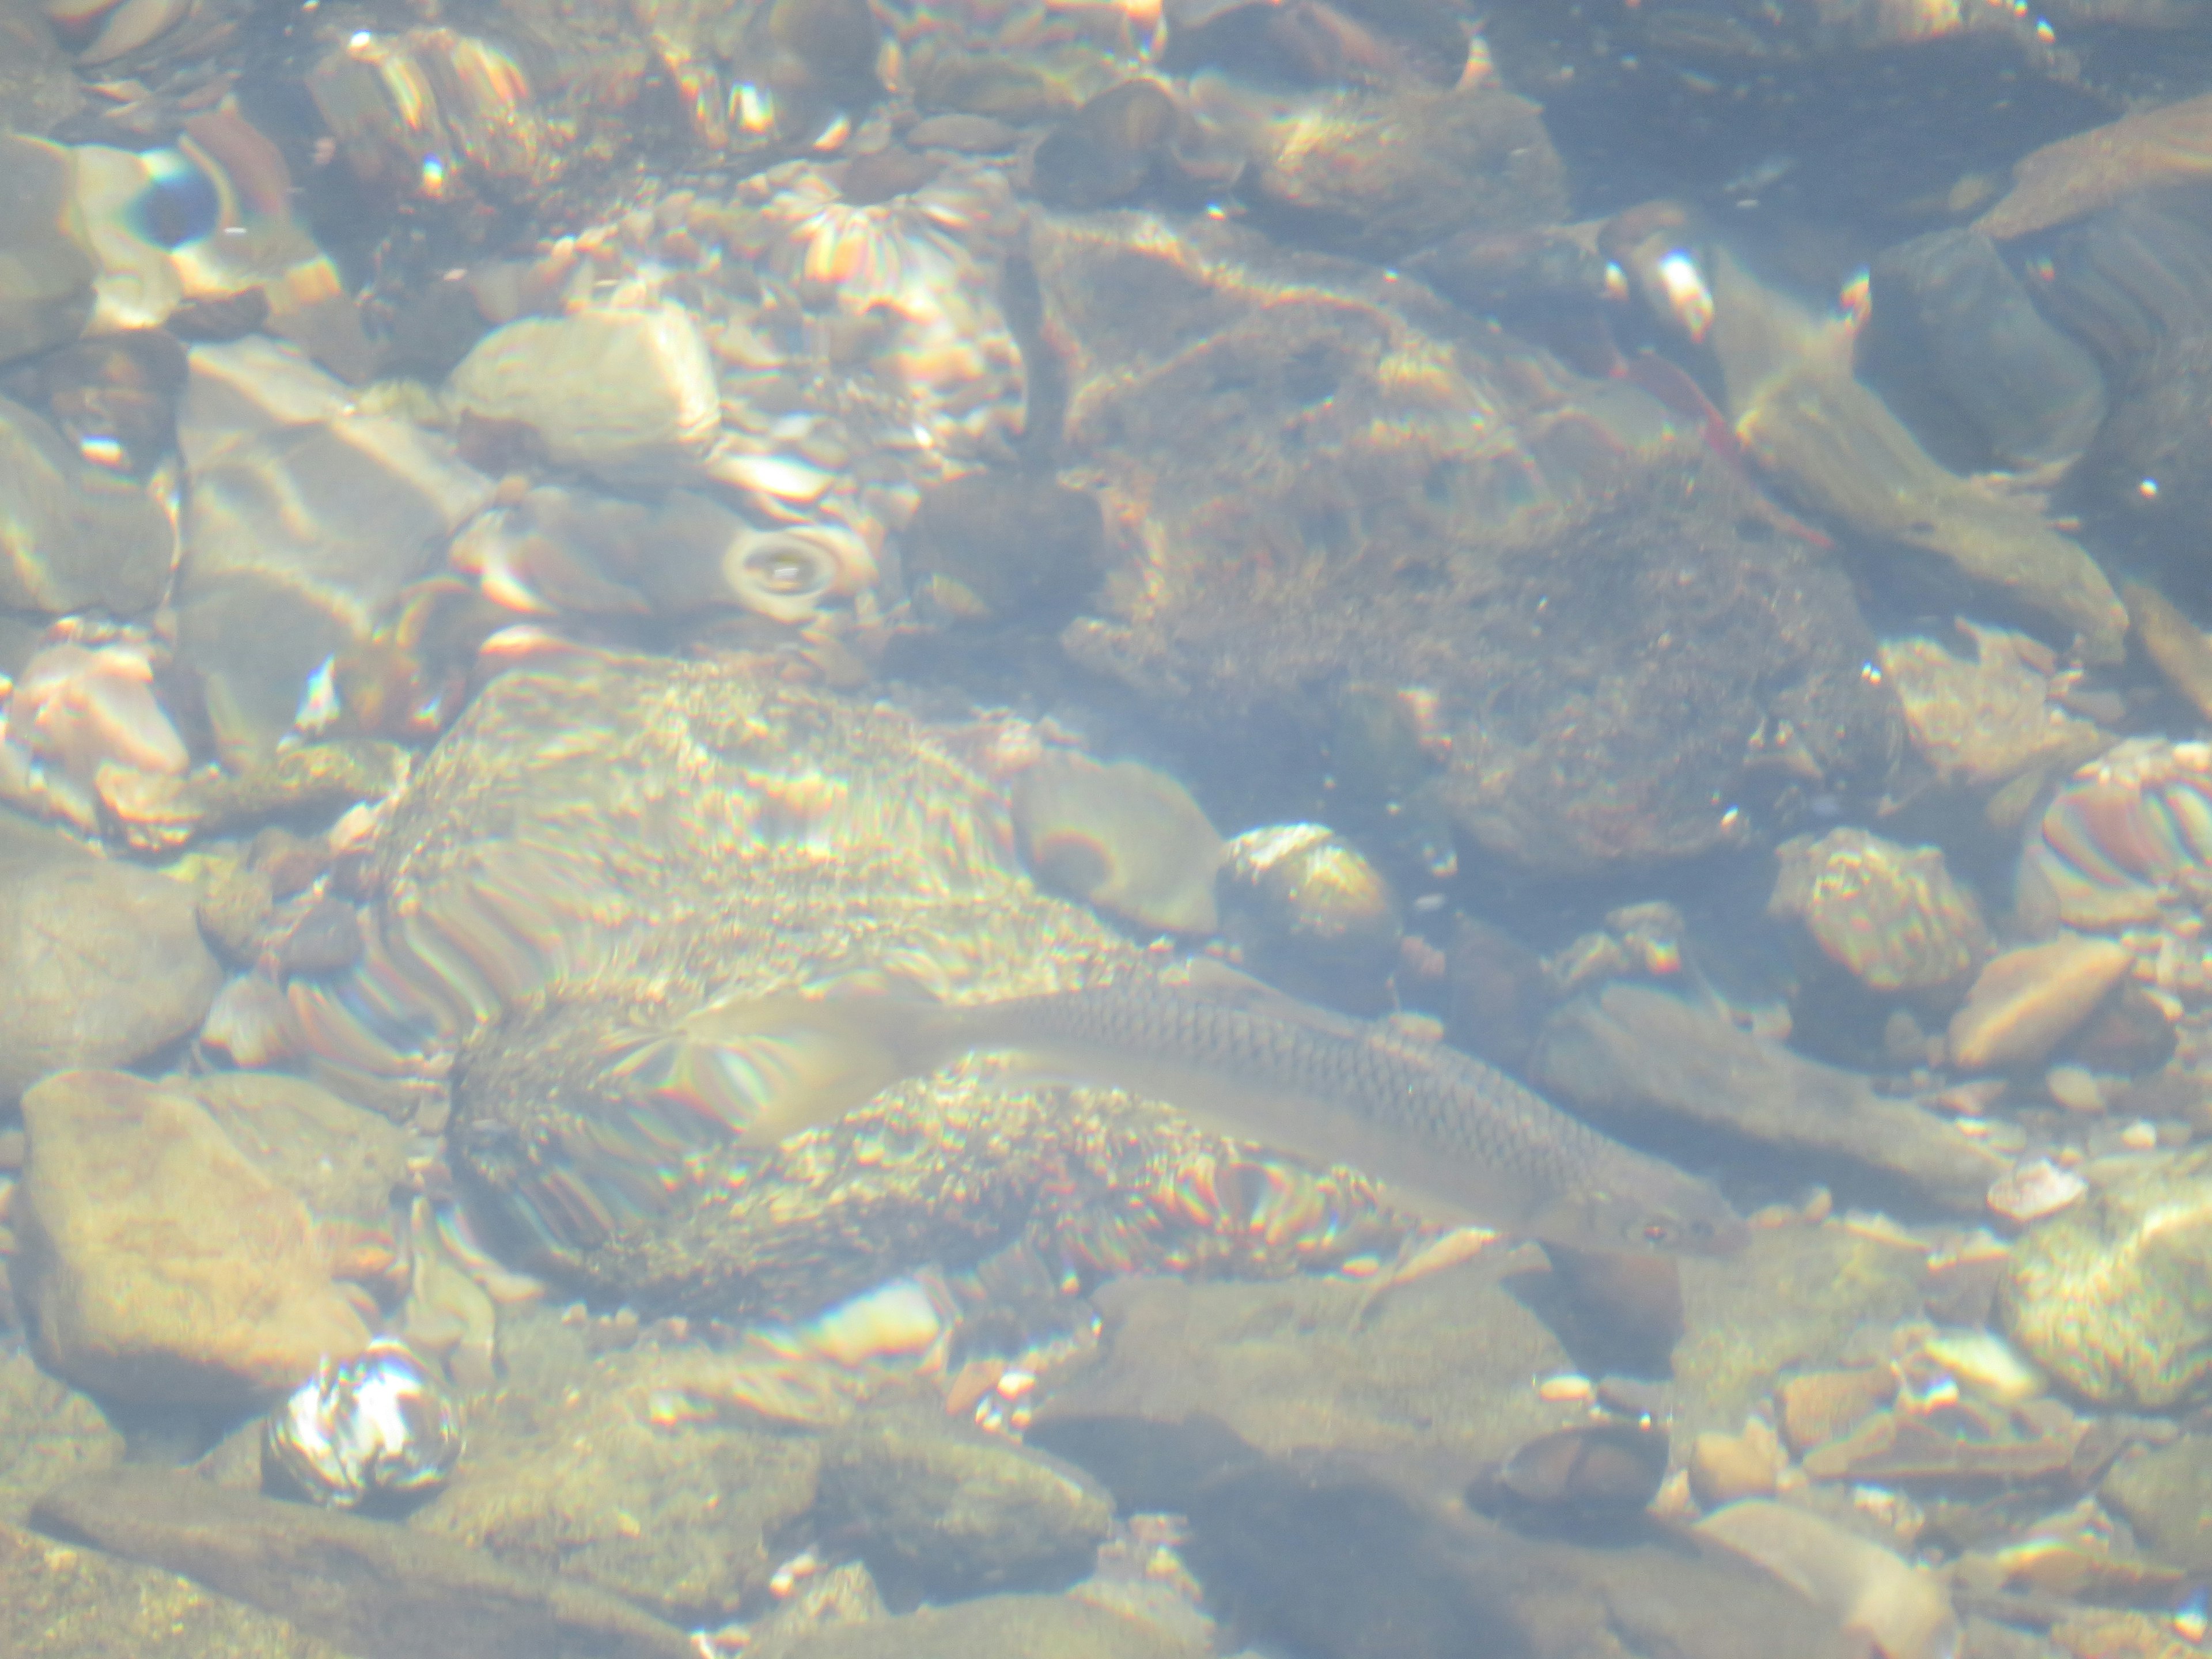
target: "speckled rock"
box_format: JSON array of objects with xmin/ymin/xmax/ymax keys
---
[
  {"xmin": 411, "ymin": 1308, "xmax": 821, "ymax": 1622},
  {"xmin": 1037, "ymin": 213, "xmax": 1899, "ymax": 874},
  {"xmin": 1672, "ymin": 1219, "xmax": 1930, "ymax": 1443},
  {"xmin": 812, "ymin": 1408, "xmax": 1115, "ymax": 1607},
  {"xmin": 2000, "ymin": 1149, "xmax": 2212, "ymax": 1408},
  {"xmin": 1238, "ymin": 86, "xmax": 1567, "ymax": 260},
  {"xmin": 1768, "ymin": 827, "xmax": 1988, "ymax": 996},
  {"xmin": 281, "ymin": 656, "xmax": 1301, "ymax": 1319},
  {"xmin": 0, "ymin": 812, "xmax": 221, "ymax": 1102},
  {"xmin": 2100, "ymin": 1434, "xmax": 2212, "ymax": 1572},
  {"xmin": 1876, "ymin": 622, "xmax": 2107, "ymax": 794},
  {"xmin": 10, "ymin": 1070, "xmax": 372, "ymax": 1404},
  {"xmin": 0, "ymin": 1348, "xmax": 117, "ymax": 1528},
  {"xmin": 184, "ymin": 1073, "xmax": 408, "ymax": 1230},
  {"xmin": 753, "ymin": 1593, "xmax": 1203, "ymax": 1659},
  {"xmin": 1036, "ymin": 1263, "xmax": 1568, "ymax": 1476},
  {"xmin": 0, "ymin": 1520, "xmax": 344, "ymax": 1659},
  {"xmin": 30, "ymin": 1467, "xmax": 699, "ymax": 1659}
]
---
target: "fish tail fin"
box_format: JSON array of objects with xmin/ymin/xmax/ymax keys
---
[{"xmin": 602, "ymin": 975, "xmax": 956, "ymax": 1150}]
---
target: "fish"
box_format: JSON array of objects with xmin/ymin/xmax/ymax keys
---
[{"xmin": 612, "ymin": 962, "xmax": 1748, "ymax": 1257}]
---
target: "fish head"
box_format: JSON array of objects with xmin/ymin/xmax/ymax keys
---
[{"xmin": 1531, "ymin": 1169, "xmax": 1750, "ymax": 1258}]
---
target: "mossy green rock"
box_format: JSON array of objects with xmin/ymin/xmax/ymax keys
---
[{"xmin": 2000, "ymin": 1149, "xmax": 2212, "ymax": 1407}]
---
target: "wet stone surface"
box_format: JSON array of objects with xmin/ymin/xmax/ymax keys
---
[
  {"xmin": 303, "ymin": 654, "xmax": 1261, "ymax": 1316},
  {"xmin": 1037, "ymin": 213, "xmax": 1901, "ymax": 872},
  {"xmin": 0, "ymin": 812, "xmax": 219, "ymax": 1104}
]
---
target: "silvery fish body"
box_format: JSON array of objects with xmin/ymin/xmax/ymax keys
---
[
  {"xmin": 661, "ymin": 965, "xmax": 1747, "ymax": 1258},
  {"xmin": 950, "ymin": 975, "xmax": 1748, "ymax": 1257},
  {"xmin": 264, "ymin": 1338, "xmax": 462, "ymax": 1508}
]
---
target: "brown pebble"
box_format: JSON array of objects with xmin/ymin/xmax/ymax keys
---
[
  {"xmin": 194, "ymin": 862, "xmax": 275, "ymax": 966},
  {"xmin": 1778, "ymin": 1366, "xmax": 1897, "ymax": 1455},
  {"xmin": 1948, "ymin": 934, "xmax": 2134, "ymax": 1071},
  {"xmin": 2062, "ymin": 984, "xmax": 2177, "ymax": 1077},
  {"xmin": 249, "ymin": 827, "xmax": 329, "ymax": 897},
  {"xmin": 271, "ymin": 898, "xmax": 364, "ymax": 978}
]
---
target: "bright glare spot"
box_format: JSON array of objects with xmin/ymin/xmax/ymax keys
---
[{"xmin": 1656, "ymin": 251, "xmax": 1715, "ymax": 341}]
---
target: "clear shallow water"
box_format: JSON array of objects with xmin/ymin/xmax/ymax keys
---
[{"xmin": 4, "ymin": 3, "xmax": 2212, "ymax": 1657}]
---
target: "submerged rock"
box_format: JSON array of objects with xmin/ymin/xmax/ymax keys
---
[
  {"xmin": 753, "ymin": 1592, "xmax": 1202, "ymax": 1659},
  {"xmin": 1698, "ymin": 1499, "xmax": 1959, "ymax": 1659},
  {"xmin": 176, "ymin": 339, "xmax": 493, "ymax": 763},
  {"xmin": 1999, "ymin": 1148, "xmax": 2212, "ymax": 1408},
  {"xmin": 274, "ymin": 656, "xmax": 1330, "ymax": 1316},
  {"xmin": 1033, "ymin": 1412, "xmax": 1859, "ymax": 1659},
  {"xmin": 811, "ymin": 1410, "xmax": 1115, "ymax": 1607},
  {"xmin": 1946, "ymin": 934, "xmax": 2135, "ymax": 1073},
  {"xmin": 0, "ymin": 137, "xmax": 91, "ymax": 363},
  {"xmin": 0, "ymin": 811, "xmax": 218, "ymax": 1102},
  {"xmin": 1036, "ymin": 1267, "xmax": 1567, "ymax": 1475},
  {"xmin": 1530, "ymin": 983, "xmax": 2008, "ymax": 1210},
  {"xmin": 444, "ymin": 304, "xmax": 721, "ymax": 478},
  {"xmin": 0, "ymin": 1517, "xmax": 344, "ymax": 1659},
  {"xmin": 1875, "ymin": 621, "xmax": 2107, "ymax": 798},
  {"xmin": 0, "ymin": 390, "xmax": 173, "ymax": 618},
  {"xmin": 412, "ymin": 1310, "xmax": 820, "ymax": 1620},
  {"xmin": 1037, "ymin": 213, "xmax": 1898, "ymax": 874},
  {"xmin": 10, "ymin": 1071, "xmax": 374, "ymax": 1404},
  {"xmin": 1232, "ymin": 85, "xmax": 1568, "ymax": 259},
  {"xmin": 2099, "ymin": 1434, "xmax": 2212, "ymax": 1574},
  {"xmin": 1009, "ymin": 752, "xmax": 1223, "ymax": 935},
  {"xmin": 31, "ymin": 1467, "xmax": 699, "ymax": 1659},
  {"xmin": 1768, "ymin": 827, "xmax": 1987, "ymax": 998}
]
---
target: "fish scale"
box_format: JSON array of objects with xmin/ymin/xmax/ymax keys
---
[{"xmin": 943, "ymin": 976, "xmax": 1748, "ymax": 1257}]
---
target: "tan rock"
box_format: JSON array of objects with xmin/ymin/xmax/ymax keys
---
[
  {"xmin": 1687, "ymin": 1421, "xmax": 1783, "ymax": 1509},
  {"xmin": 1948, "ymin": 934, "xmax": 2134, "ymax": 1072},
  {"xmin": 445, "ymin": 303, "xmax": 719, "ymax": 475},
  {"xmin": 1698, "ymin": 1498, "xmax": 1960, "ymax": 1659},
  {"xmin": 1877, "ymin": 622, "xmax": 2107, "ymax": 793},
  {"xmin": 12, "ymin": 1070, "xmax": 371, "ymax": 1404},
  {"xmin": 1777, "ymin": 1366, "xmax": 1896, "ymax": 1456},
  {"xmin": 1769, "ymin": 827, "xmax": 1987, "ymax": 994}
]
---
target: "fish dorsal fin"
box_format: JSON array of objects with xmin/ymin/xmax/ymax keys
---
[{"xmin": 1166, "ymin": 957, "xmax": 1370, "ymax": 1041}]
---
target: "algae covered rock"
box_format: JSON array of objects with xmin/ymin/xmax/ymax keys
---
[
  {"xmin": 0, "ymin": 1519, "xmax": 344, "ymax": 1659},
  {"xmin": 1037, "ymin": 214, "xmax": 1899, "ymax": 873},
  {"xmin": 30, "ymin": 1467, "xmax": 699, "ymax": 1659},
  {"xmin": 411, "ymin": 1309, "xmax": 822, "ymax": 1621},
  {"xmin": 2000, "ymin": 1148, "xmax": 2212, "ymax": 1408},
  {"xmin": 811, "ymin": 1410, "xmax": 1116, "ymax": 1607},
  {"xmin": 282, "ymin": 655, "xmax": 1245, "ymax": 1316}
]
